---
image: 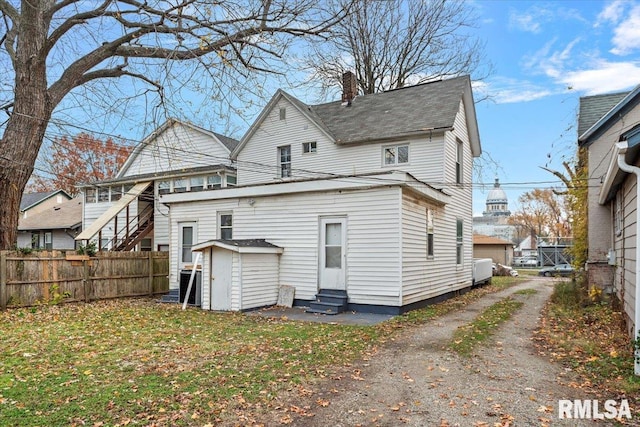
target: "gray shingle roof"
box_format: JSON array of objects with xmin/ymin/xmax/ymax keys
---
[
  {"xmin": 20, "ymin": 190, "xmax": 71, "ymax": 211},
  {"xmin": 578, "ymin": 91, "xmax": 630, "ymax": 138},
  {"xmin": 18, "ymin": 198, "xmax": 82, "ymax": 230},
  {"xmin": 310, "ymin": 76, "xmax": 470, "ymax": 144},
  {"xmin": 213, "ymin": 132, "xmax": 240, "ymax": 152}
]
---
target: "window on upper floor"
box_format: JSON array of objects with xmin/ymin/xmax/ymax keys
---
[
  {"xmin": 173, "ymin": 178, "xmax": 187, "ymax": 193},
  {"xmin": 86, "ymin": 188, "xmax": 96, "ymax": 203},
  {"xmin": 456, "ymin": 139, "xmax": 463, "ymax": 185},
  {"xmin": 226, "ymin": 175, "xmax": 237, "ymax": 187},
  {"xmin": 98, "ymin": 187, "xmax": 109, "ymax": 202},
  {"xmin": 278, "ymin": 145, "xmax": 292, "ymax": 178},
  {"xmin": 158, "ymin": 181, "xmax": 170, "ymax": 195},
  {"xmin": 302, "ymin": 141, "xmax": 317, "ymax": 154},
  {"xmin": 279, "ymin": 107, "xmax": 286, "ymax": 120},
  {"xmin": 111, "ymin": 185, "xmax": 122, "ymax": 201},
  {"xmin": 207, "ymin": 175, "xmax": 222, "ymax": 189},
  {"xmin": 190, "ymin": 176, "xmax": 204, "ymax": 192},
  {"xmin": 383, "ymin": 144, "xmax": 409, "ymax": 166}
]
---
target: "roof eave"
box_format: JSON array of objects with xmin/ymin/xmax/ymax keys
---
[{"xmin": 579, "ymin": 85, "xmax": 640, "ymax": 145}]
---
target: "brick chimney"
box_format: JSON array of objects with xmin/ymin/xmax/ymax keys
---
[{"xmin": 342, "ymin": 71, "xmax": 357, "ymax": 104}]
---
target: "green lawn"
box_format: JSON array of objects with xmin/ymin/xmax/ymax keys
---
[{"xmin": 0, "ymin": 277, "xmax": 521, "ymax": 426}]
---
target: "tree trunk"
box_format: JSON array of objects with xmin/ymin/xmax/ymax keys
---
[{"xmin": 0, "ymin": 0, "xmax": 52, "ymax": 250}]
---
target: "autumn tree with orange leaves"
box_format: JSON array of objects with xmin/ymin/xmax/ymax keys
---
[
  {"xmin": 28, "ymin": 133, "xmax": 131, "ymax": 196},
  {"xmin": 508, "ymin": 188, "xmax": 572, "ymax": 244}
]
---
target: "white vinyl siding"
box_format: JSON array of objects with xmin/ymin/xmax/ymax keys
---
[
  {"xmin": 236, "ymin": 97, "xmax": 446, "ymax": 186},
  {"xmin": 169, "ymin": 187, "xmax": 402, "ymax": 305},
  {"xmin": 120, "ymin": 123, "xmax": 232, "ymax": 177},
  {"xmin": 400, "ymin": 190, "xmax": 465, "ymax": 305}
]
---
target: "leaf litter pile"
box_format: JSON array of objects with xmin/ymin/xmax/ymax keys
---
[{"xmin": 0, "ymin": 299, "xmax": 381, "ymax": 426}]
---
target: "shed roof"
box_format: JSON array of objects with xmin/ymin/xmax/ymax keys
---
[
  {"xmin": 18, "ymin": 198, "xmax": 82, "ymax": 231},
  {"xmin": 192, "ymin": 239, "xmax": 283, "ymax": 254},
  {"xmin": 473, "ymin": 234, "xmax": 512, "ymax": 245}
]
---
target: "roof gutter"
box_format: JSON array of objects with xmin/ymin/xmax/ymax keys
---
[{"xmin": 613, "ymin": 141, "xmax": 640, "ymax": 376}]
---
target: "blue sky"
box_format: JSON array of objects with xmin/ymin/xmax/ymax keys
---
[{"xmin": 470, "ymin": 0, "xmax": 640, "ymax": 215}]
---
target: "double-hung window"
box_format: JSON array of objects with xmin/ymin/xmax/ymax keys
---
[
  {"xmin": 427, "ymin": 209, "xmax": 434, "ymax": 257},
  {"xmin": 383, "ymin": 145, "xmax": 409, "ymax": 166},
  {"xmin": 218, "ymin": 213, "xmax": 233, "ymax": 239},
  {"xmin": 278, "ymin": 145, "xmax": 291, "ymax": 178},
  {"xmin": 456, "ymin": 219, "xmax": 463, "ymax": 265},
  {"xmin": 190, "ymin": 177, "xmax": 204, "ymax": 192},
  {"xmin": 456, "ymin": 139, "xmax": 463, "ymax": 185}
]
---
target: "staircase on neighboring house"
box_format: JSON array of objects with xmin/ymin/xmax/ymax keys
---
[
  {"xmin": 306, "ymin": 289, "xmax": 348, "ymax": 315},
  {"xmin": 105, "ymin": 204, "xmax": 155, "ymax": 251}
]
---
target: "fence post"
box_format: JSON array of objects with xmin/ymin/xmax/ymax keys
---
[
  {"xmin": 0, "ymin": 251, "xmax": 6, "ymax": 311},
  {"xmin": 83, "ymin": 259, "xmax": 91, "ymax": 303},
  {"xmin": 148, "ymin": 252, "xmax": 154, "ymax": 296}
]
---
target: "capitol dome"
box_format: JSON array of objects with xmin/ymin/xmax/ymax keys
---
[{"xmin": 484, "ymin": 178, "xmax": 510, "ymax": 216}]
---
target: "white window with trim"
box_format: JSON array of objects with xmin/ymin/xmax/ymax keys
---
[
  {"xmin": 226, "ymin": 175, "xmax": 237, "ymax": 187},
  {"xmin": 615, "ymin": 193, "xmax": 623, "ymax": 237},
  {"xmin": 190, "ymin": 176, "xmax": 204, "ymax": 192},
  {"xmin": 98, "ymin": 187, "xmax": 109, "ymax": 202},
  {"xmin": 456, "ymin": 139, "xmax": 463, "ymax": 185},
  {"xmin": 158, "ymin": 181, "xmax": 170, "ymax": 195},
  {"xmin": 383, "ymin": 144, "xmax": 409, "ymax": 166},
  {"xmin": 179, "ymin": 222, "xmax": 197, "ymax": 265},
  {"xmin": 456, "ymin": 218, "xmax": 463, "ymax": 265},
  {"xmin": 302, "ymin": 141, "xmax": 317, "ymax": 154},
  {"xmin": 278, "ymin": 145, "xmax": 291, "ymax": 178},
  {"xmin": 207, "ymin": 175, "xmax": 222, "ymax": 189},
  {"xmin": 85, "ymin": 188, "xmax": 96, "ymax": 203},
  {"xmin": 44, "ymin": 232, "xmax": 52, "ymax": 250},
  {"xmin": 111, "ymin": 185, "xmax": 122, "ymax": 201},
  {"xmin": 427, "ymin": 208, "xmax": 434, "ymax": 258},
  {"xmin": 218, "ymin": 212, "xmax": 233, "ymax": 240},
  {"xmin": 173, "ymin": 178, "xmax": 187, "ymax": 193}
]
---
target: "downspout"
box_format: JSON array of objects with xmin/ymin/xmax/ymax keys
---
[{"xmin": 614, "ymin": 141, "xmax": 640, "ymax": 376}]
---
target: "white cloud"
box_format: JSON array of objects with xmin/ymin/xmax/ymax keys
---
[
  {"xmin": 559, "ymin": 60, "xmax": 640, "ymax": 94},
  {"xmin": 509, "ymin": 8, "xmax": 543, "ymax": 33},
  {"xmin": 475, "ymin": 78, "xmax": 552, "ymax": 104},
  {"xmin": 610, "ymin": 5, "xmax": 640, "ymax": 55},
  {"xmin": 596, "ymin": 0, "xmax": 626, "ymax": 26}
]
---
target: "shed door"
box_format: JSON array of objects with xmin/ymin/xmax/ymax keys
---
[
  {"xmin": 319, "ymin": 217, "xmax": 346, "ymax": 290},
  {"xmin": 211, "ymin": 248, "xmax": 232, "ymax": 311}
]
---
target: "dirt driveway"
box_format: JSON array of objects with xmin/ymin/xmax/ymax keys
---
[{"xmin": 264, "ymin": 278, "xmax": 611, "ymax": 426}]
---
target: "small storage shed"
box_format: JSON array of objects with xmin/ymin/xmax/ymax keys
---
[{"xmin": 192, "ymin": 239, "xmax": 283, "ymax": 311}]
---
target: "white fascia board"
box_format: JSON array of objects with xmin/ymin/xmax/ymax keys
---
[
  {"xmin": 161, "ymin": 172, "xmax": 450, "ymax": 206},
  {"xmin": 192, "ymin": 240, "xmax": 284, "ymax": 254}
]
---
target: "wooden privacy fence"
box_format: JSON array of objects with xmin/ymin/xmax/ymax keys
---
[{"xmin": 0, "ymin": 250, "xmax": 169, "ymax": 309}]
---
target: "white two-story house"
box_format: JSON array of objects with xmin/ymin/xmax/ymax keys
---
[
  {"xmin": 76, "ymin": 119, "xmax": 238, "ymax": 252},
  {"xmin": 161, "ymin": 73, "xmax": 481, "ymax": 314}
]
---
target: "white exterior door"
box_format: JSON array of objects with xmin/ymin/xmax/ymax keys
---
[
  {"xmin": 211, "ymin": 248, "xmax": 232, "ymax": 310},
  {"xmin": 319, "ymin": 217, "xmax": 347, "ymax": 290}
]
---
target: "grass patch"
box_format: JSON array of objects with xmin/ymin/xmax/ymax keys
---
[
  {"xmin": 450, "ymin": 297, "xmax": 524, "ymax": 357},
  {"xmin": 385, "ymin": 275, "xmax": 520, "ymax": 328},
  {"xmin": 536, "ymin": 280, "xmax": 640, "ymax": 400},
  {"xmin": 0, "ymin": 276, "xmax": 524, "ymax": 426},
  {"xmin": 514, "ymin": 288, "xmax": 537, "ymax": 295}
]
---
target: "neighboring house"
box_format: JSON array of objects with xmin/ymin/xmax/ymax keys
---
[
  {"xmin": 473, "ymin": 234, "xmax": 513, "ymax": 265},
  {"xmin": 581, "ymin": 85, "xmax": 640, "ymax": 347},
  {"xmin": 514, "ymin": 234, "xmax": 537, "ymax": 258},
  {"xmin": 20, "ymin": 190, "xmax": 71, "ymax": 219},
  {"xmin": 161, "ymin": 73, "xmax": 482, "ymax": 314},
  {"xmin": 17, "ymin": 198, "xmax": 82, "ymax": 249},
  {"xmin": 75, "ymin": 119, "xmax": 239, "ymax": 251}
]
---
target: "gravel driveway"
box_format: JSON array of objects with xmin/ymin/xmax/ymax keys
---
[{"xmin": 264, "ymin": 277, "xmax": 614, "ymax": 426}]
